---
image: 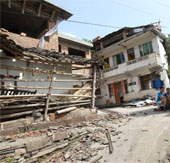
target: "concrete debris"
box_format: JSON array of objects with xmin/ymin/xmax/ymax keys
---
[
  {"xmin": 0, "ymin": 112, "xmax": 129, "ymax": 162},
  {"xmin": 123, "ymin": 98, "xmax": 156, "ymax": 107}
]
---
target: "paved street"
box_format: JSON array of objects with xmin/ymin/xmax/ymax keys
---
[{"xmin": 98, "ymin": 106, "xmax": 170, "ymax": 163}]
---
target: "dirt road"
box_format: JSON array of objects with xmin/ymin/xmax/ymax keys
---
[{"xmin": 98, "ymin": 106, "xmax": 170, "ymax": 163}]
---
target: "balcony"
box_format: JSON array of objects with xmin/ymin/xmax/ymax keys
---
[{"xmin": 103, "ymin": 53, "xmax": 162, "ymax": 79}]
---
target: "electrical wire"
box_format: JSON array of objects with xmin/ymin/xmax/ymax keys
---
[
  {"xmin": 108, "ymin": 0, "xmax": 170, "ymax": 21},
  {"xmin": 0, "ymin": 10, "xmax": 122, "ymax": 29},
  {"xmin": 66, "ymin": 20, "xmax": 121, "ymax": 29},
  {"xmin": 150, "ymin": 0, "xmax": 170, "ymax": 9}
]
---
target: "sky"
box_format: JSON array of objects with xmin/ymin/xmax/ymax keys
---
[{"xmin": 51, "ymin": 0, "xmax": 170, "ymax": 40}]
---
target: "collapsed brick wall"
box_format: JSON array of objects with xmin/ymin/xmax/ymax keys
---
[{"xmin": 0, "ymin": 29, "xmax": 58, "ymax": 52}]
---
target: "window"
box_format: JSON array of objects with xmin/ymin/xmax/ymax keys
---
[
  {"xmin": 68, "ymin": 47, "xmax": 86, "ymax": 58},
  {"xmin": 139, "ymin": 41, "xmax": 153, "ymax": 56},
  {"xmin": 127, "ymin": 48, "xmax": 135, "ymax": 61},
  {"xmin": 104, "ymin": 58, "xmax": 110, "ymax": 69},
  {"xmin": 113, "ymin": 53, "xmax": 125, "ymax": 66},
  {"xmin": 140, "ymin": 74, "xmax": 153, "ymax": 90}
]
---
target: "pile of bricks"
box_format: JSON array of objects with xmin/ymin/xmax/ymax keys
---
[{"xmin": 0, "ymin": 112, "xmax": 129, "ymax": 163}]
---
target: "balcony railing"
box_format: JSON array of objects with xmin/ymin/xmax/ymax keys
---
[{"xmin": 102, "ymin": 53, "xmax": 161, "ymax": 78}]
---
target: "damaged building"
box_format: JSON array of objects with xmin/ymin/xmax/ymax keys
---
[
  {"xmin": 93, "ymin": 24, "xmax": 170, "ymax": 105},
  {"xmin": 0, "ymin": 0, "xmax": 99, "ymax": 122},
  {"xmin": 58, "ymin": 33, "xmax": 93, "ymax": 85}
]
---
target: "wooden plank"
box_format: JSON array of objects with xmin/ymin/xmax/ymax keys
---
[
  {"xmin": 1, "ymin": 100, "xmax": 91, "ymax": 109},
  {"xmin": 50, "ymin": 10, "xmax": 56, "ymax": 20},
  {"xmin": 22, "ymin": 0, "xmax": 26, "ymax": 14},
  {"xmin": 0, "ymin": 102, "xmax": 91, "ymax": 120},
  {"xmin": 0, "ymin": 65, "xmax": 72, "ymax": 76},
  {"xmin": 105, "ymin": 129, "xmax": 114, "ymax": 154},
  {"xmin": 8, "ymin": 0, "xmax": 11, "ymax": 8},
  {"xmin": 0, "ymin": 94, "xmax": 91, "ymax": 99},
  {"xmin": 44, "ymin": 71, "xmax": 54, "ymax": 121},
  {"xmin": 1, "ymin": 79, "xmax": 93, "ymax": 82},
  {"xmin": 38, "ymin": 2, "xmax": 43, "ymax": 16},
  {"xmin": 52, "ymin": 102, "xmax": 91, "ymax": 111},
  {"xmin": 0, "ymin": 85, "xmax": 92, "ymax": 90},
  {"xmin": 56, "ymin": 107, "xmax": 76, "ymax": 114},
  {"xmin": 91, "ymin": 65, "xmax": 97, "ymax": 109}
]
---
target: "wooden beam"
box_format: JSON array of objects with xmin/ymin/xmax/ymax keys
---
[
  {"xmin": 8, "ymin": 0, "xmax": 11, "ymax": 8},
  {"xmin": 0, "ymin": 102, "xmax": 91, "ymax": 120},
  {"xmin": 56, "ymin": 107, "xmax": 76, "ymax": 114},
  {"xmin": 105, "ymin": 129, "xmax": 114, "ymax": 154},
  {"xmin": 91, "ymin": 65, "xmax": 97, "ymax": 109},
  {"xmin": 0, "ymin": 85, "xmax": 92, "ymax": 90},
  {"xmin": 0, "ymin": 94, "xmax": 91, "ymax": 99},
  {"xmin": 1, "ymin": 100, "xmax": 91, "ymax": 109},
  {"xmin": 44, "ymin": 71, "xmax": 54, "ymax": 121},
  {"xmin": 38, "ymin": 3, "xmax": 43, "ymax": 17},
  {"xmin": 50, "ymin": 10, "xmax": 56, "ymax": 20},
  {"xmin": 0, "ymin": 64, "xmax": 72, "ymax": 76},
  {"xmin": 53, "ymin": 102, "xmax": 90, "ymax": 112},
  {"xmin": 1, "ymin": 79, "xmax": 93, "ymax": 82},
  {"xmin": 22, "ymin": 0, "xmax": 27, "ymax": 14}
]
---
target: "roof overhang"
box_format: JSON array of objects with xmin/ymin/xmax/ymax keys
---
[
  {"xmin": 58, "ymin": 33, "xmax": 93, "ymax": 48},
  {"xmin": 0, "ymin": 0, "xmax": 72, "ymax": 38}
]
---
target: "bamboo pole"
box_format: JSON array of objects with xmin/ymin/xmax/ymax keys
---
[
  {"xmin": 91, "ymin": 65, "xmax": 97, "ymax": 110},
  {"xmin": 44, "ymin": 71, "xmax": 54, "ymax": 121}
]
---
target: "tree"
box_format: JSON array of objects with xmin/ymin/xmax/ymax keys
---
[
  {"xmin": 166, "ymin": 34, "xmax": 170, "ymax": 75},
  {"xmin": 82, "ymin": 38, "xmax": 92, "ymax": 43}
]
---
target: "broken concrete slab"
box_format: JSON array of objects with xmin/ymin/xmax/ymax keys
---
[
  {"xmin": 15, "ymin": 148, "xmax": 26, "ymax": 155},
  {"xmin": 26, "ymin": 135, "xmax": 52, "ymax": 152},
  {"xmin": 31, "ymin": 141, "xmax": 68, "ymax": 159},
  {"xmin": 52, "ymin": 131, "xmax": 68, "ymax": 142}
]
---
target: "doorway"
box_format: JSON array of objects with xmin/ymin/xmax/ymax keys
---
[{"xmin": 114, "ymin": 82, "xmax": 121, "ymax": 105}]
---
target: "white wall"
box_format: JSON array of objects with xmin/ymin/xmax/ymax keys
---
[
  {"xmin": 134, "ymin": 45, "xmax": 140, "ymax": 58},
  {"xmin": 96, "ymin": 83, "xmax": 116, "ymax": 106},
  {"xmin": 127, "ymin": 76, "xmax": 140, "ymax": 93},
  {"xmin": 0, "ymin": 58, "xmax": 72, "ymax": 95}
]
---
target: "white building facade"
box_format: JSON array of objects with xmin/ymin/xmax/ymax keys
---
[{"xmin": 94, "ymin": 25, "xmax": 169, "ymax": 105}]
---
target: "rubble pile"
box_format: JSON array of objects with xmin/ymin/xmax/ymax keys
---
[
  {"xmin": 0, "ymin": 112, "xmax": 129, "ymax": 163},
  {"xmin": 123, "ymin": 96, "xmax": 156, "ymax": 107}
]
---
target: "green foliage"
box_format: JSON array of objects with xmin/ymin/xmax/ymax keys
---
[
  {"xmin": 166, "ymin": 34, "xmax": 170, "ymax": 65},
  {"xmin": 82, "ymin": 38, "xmax": 92, "ymax": 43},
  {"xmin": 5, "ymin": 157, "xmax": 14, "ymax": 163},
  {"xmin": 168, "ymin": 65, "xmax": 170, "ymax": 75}
]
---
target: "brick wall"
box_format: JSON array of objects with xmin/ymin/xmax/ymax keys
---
[
  {"xmin": 0, "ymin": 28, "xmax": 58, "ymax": 51},
  {"xmin": 59, "ymin": 40, "xmax": 92, "ymax": 75}
]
